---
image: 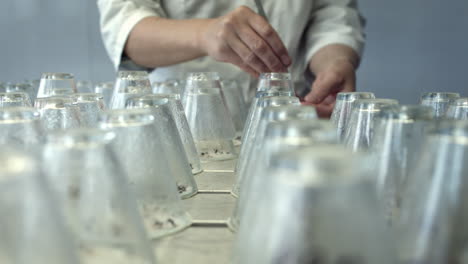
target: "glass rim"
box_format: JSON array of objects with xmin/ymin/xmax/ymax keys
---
[
  {"xmin": 0, "ymin": 92, "xmax": 30, "ymax": 98},
  {"xmin": 265, "ymin": 119, "xmax": 336, "ymax": 137},
  {"xmin": 377, "ymin": 104, "xmax": 435, "ymax": 120},
  {"xmin": 94, "ymin": 82, "xmax": 114, "ymax": 89},
  {"xmin": 450, "ymin": 97, "xmax": 468, "ymax": 106},
  {"xmin": 420, "ymin": 92, "xmax": 460, "ymax": 101},
  {"xmin": 259, "ymin": 72, "xmax": 291, "ymax": 80},
  {"xmin": 41, "ymin": 72, "xmax": 75, "ymax": 80},
  {"xmin": 126, "ymin": 95, "xmax": 170, "ymax": 107},
  {"xmin": 34, "ymin": 96, "xmax": 75, "ymax": 104},
  {"xmin": 117, "ymin": 70, "xmax": 150, "ymax": 80},
  {"xmin": 72, "ymin": 93, "xmax": 104, "ymax": 101},
  {"xmin": 336, "ymin": 92, "xmax": 375, "ymax": 101},
  {"xmin": 352, "ymin": 98, "xmax": 398, "ymax": 108}
]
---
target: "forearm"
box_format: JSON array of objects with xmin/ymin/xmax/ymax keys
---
[
  {"xmin": 309, "ymin": 44, "xmax": 360, "ymax": 75},
  {"xmin": 124, "ymin": 17, "xmax": 211, "ymax": 68}
]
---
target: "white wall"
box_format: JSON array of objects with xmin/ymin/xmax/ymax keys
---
[{"xmin": 0, "ymin": 0, "xmax": 467, "ymax": 102}]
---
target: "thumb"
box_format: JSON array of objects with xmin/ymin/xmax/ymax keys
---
[{"xmin": 305, "ymin": 72, "xmax": 344, "ymax": 104}]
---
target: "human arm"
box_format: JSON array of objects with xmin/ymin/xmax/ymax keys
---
[
  {"xmin": 301, "ymin": 0, "xmax": 365, "ymax": 117},
  {"xmin": 98, "ymin": 1, "xmax": 291, "ymax": 76}
]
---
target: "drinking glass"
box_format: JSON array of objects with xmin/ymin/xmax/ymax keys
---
[
  {"xmin": 0, "ymin": 107, "xmax": 44, "ymax": 148},
  {"xmin": 125, "ymin": 97, "xmax": 199, "ymax": 196},
  {"xmin": 331, "ymin": 92, "xmax": 376, "ymax": 141},
  {"xmin": 419, "ymin": 92, "xmax": 460, "ymax": 118},
  {"xmin": 183, "ymin": 85, "xmax": 237, "ymax": 162},
  {"xmin": 109, "ymin": 71, "xmax": 152, "ymax": 109},
  {"xmin": 343, "ymin": 98, "xmax": 399, "ymax": 151},
  {"xmin": 233, "ymin": 145, "xmax": 395, "ymax": 264},
  {"xmin": 128, "ymin": 93, "xmax": 202, "ymax": 175},
  {"xmin": 446, "ymin": 97, "xmax": 468, "ymax": 120},
  {"xmin": 234, "ymin": 95, "xmax": 300, "ymax": 196},
  {"xmin": 0, "ymin": 146, "xmax": 80, "ymax": 264},
  {"xmin": 99, "ymin": 110, "xmax": 193, "ymax": 237},
  {"xmin": 94, "ymin": 82, "xmax": 114, "ymax": 107},
  {"xmin": 34, "ymin": 96, "xmax": 81, "ymax": 130},
  {"xmin": 370, "ymin": 105, "xmax": 435, "ymax": 225},
  {"xmin": 0, "ymin": 92, "xmax": 32, "ymax": 107},
  {"xmin": 42, "ymin": 129, "xmax": 158, "ymax": 264},
  {"xmin": 232, "ymin": 104, "xmax": 315, "ymax": 197},
  {"xmin": 5, "ymin": 83, "xmax": 37, "ymax": 104},
  {"xmin": 397, "ymin": 121, "xmax": 468, "ymax": 264},
  {"xmin": 72, "ymin": 93, "xmax": 106, "ymax": 128},
  {"xmin": 228, "ymin": 119, "xmax": 336, "ymax": 232},
  {"xmin": 242, "ymin": 73, "xmax": 295, "ymax": 143},
  {"xmin": 37, "ymin": 73, "xmax": 77, "ymax": 98}
]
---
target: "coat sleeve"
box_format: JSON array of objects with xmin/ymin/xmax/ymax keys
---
[
  {"xmin": 304, "ymin": 0, "xmax": 366, "ymax": 67},
  {"xmin": 97, "ymin": 0, "xmax": 166, "ymax": 70}
]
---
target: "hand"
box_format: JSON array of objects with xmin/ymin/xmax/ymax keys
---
[
  {"xmin": 304, "ymin": 59, "xmax": 356, "ymax": 118},
  {"xmin": 197, "ymin": 6, "xmax": 291, "ymax": 77}
]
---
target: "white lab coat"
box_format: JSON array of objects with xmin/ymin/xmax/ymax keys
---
[{"xmin": 97, "ymin": 0, "xmax": 365, "ymax": 101}]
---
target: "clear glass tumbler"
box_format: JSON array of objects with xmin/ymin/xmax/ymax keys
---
[
  {"xmin": 221, "ymin": 79, "xmax": 249, "ymax": 143},
  {"xmin": 109, "ymin": 71, "xmax": 152, "ymax": 109},
  {"xmin": 233, "ymin": 95, "xmax": 300, "ymax": 197},
  {"xmin": 0, "ymin": 107, "xmax": 44, "ymax": 148},
  {"xmin": 419, "ymin": 92, "xmax": 460, "ymax": 118},
  {"xmin": 34, "ymin": 96, "xmax": 81, "ymax": 130},
  {"xmin": 446, "ymin": 97, "xmax": 468, "ymax": 120},
  {"xmin": 37, "ymin": 73, "xmax": 77, "ymax": 98},
  {"xmin": 99, "ymin": 110, "xmax": 193, "ymax": 238},
  {"xmin": 343, "ymin": 98, "xmax": 399, "ymax": 151},
  {"xmin": 128, "ymin": 93, "xmax": 202, "ymax": 175},
  {"xmin": 42, "ymin": 129, "xmax": 158, "ymax": 264},
  {"xmin": 72, "ymin": 93, "xmax": 106, "ymax": 128},
  {"xmin": 331, "ymin": 92, "xmax": 376, "ymax": 141},
  {"xmin": 234, "ymin": 145, "xmax": 395, "ymax": 264},
  {"xmin": 397, "ymin": 121, "xmax": 468, "ymax": 264},
  {"xmin": 0, "ymin": 92, "xmax": 32, "ymax": 107}
]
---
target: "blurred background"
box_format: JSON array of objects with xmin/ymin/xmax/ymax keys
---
[{"xmin": 0, "ymin": 0, "xmax": 467, "ymax": 103}]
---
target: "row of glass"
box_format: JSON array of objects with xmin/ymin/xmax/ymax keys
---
[
  {"xmin": 230, "ymin": 83, "xmax": 468, "ymax": 263},
  {"xmin": 0, "ymin": 70, "xmax": 252, "ymax": 263}
]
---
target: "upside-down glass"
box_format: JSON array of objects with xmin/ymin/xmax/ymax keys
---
[
  {"xmin": 344, "ymin": 98, "xmax": 399, "ymax": 151},
  {"xmin": 72, "ymin": 93, "xmax": 105, "ymax": 128},
  {"xmin": 242, "ymin": 73, "xmax": 295, "ymax": 142},
  {"xmin": 94, "ymin": 82, "xmax": 114, "ymax": 107},
  {"xmin": 233, "ymin": 96, "xmax": 300, "ymax": 196},
  {"xmin": 0, "ymin": 107, "xmax": 44, "ymax": 148},
  {"xmin": 34, "ymin": 96, "xmax": 81, "ymax": 130},
  {"xmin": 232, "ymin": 104, "xmax": 314, "ymax": 197},
  {"xmin": 419, "ymin": 92, "xmax": 460, "ymax": 118},
  {"xmin": 446, "ymin": 97, "xmax": 468, "ymax": 120},
  {"xmin": 221, "ymin": 79, "xmax": 248, "ymax": 143},
  {"xmin": 183, "ymin": 85, "xmax": 237, "ymax": 161},
  {"xmin": 42, "ymin": 129, "xmax": 158, "ymax": 264},
  {"xmin": 397, "ymin": 121, "xmax": 468, "ymax": 264},
  {"xmin": 228, "ymin": 119, "xmax": 336, "ymax": 232},
  {"xmin": 128, "ymin": 94, "xmax": 202, "ymax": 175},
  {"xmin": 101, "ymin": 108, "xmax": 198, "ymax": 199},
  {"xmin": 109, "ymin": 71, "xmax": 152, "ymax": 109},
  {"xmin": 0, "ymin": 146, "xmax": 80, "ymax": 264},
  {"xmin": 37, "ymin": 73, "xmax": 77, "ymax": 98},
  {"xmin": 331, "ymin": 92, "xmax": 376, "ymax": 141},
  {"xmin": 234, "ymin": 145, "xmax": 395, "ymax": 264},
  {"xmin": 0, "ymin": 92, "xmax": 32, "ymax": 107},
  {"xmin": 100, "ymin": 110, "xmax": 193, "ymax": 237},
  {"xmin": 370, "ymin": 105, "xmax": 435, "ymax": 226},
  {"xmin": 5, "ymin": 83, "xmax": 37, "ymax": 104}
]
